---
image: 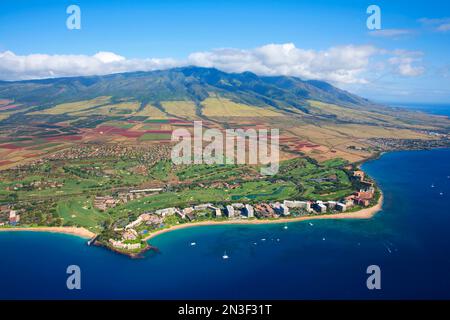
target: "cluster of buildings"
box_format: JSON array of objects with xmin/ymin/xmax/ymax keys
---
[
  {"xmin": 94, "ymin": 188, "xmax": 163, "ymax": 211},
  {"xmin": 197, "ymin": 181, "xmax": 241, "ymax": 190},
  {"xmin": 107, "ymin": 169, "xmax": 377, "ymax": 250},
  {"xmin": 108, "ymin": 187, "xmax": 377, "ymax": 251},
  {"xmin": 108, "ymin": 239, "xmax": 141, "ymax": 250},
  {"xmin": 349, "ymin": 170, "xmax": 376, "ymax": 207},
  {"xmin": 5, "ymin": 181, "xmax": 64, "ymax": 191},
  {"xmin": 46, "ymin": 143, "xmax": 172, "ymax": 166},
  {"xmin": 0, "ymin": 205, "xmax": 20, "ymax": 226},
  {"xmin": 109, "ymin": 211, "xmax": 166, "ymax": 248},
  {"xmin": 345, "ymin": 189, "xmax": 375, "ymax": 207}
]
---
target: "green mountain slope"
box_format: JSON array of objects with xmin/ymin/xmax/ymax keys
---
[{"xmin": 0, "ymin": 66, "xmax": 448, "ymax": 132}]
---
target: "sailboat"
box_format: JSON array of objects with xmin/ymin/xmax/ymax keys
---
[{"xmin": 222, "ymin": 251, "xmax": 229, "ymax": 259}]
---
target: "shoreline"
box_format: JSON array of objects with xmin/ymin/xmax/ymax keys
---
[
  {"xmin": 0, "ymin": 195, "xmax": 383, "ymax": 244},
  {"xmin": 0, "ymin": 226, "xmax": 96, "ymax": 239},
  {"xmin": 144, "ymin": 193, "xmax": 384, "ymax": 241}
]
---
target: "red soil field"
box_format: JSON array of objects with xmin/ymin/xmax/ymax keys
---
[
  {"xmin": 0, "ymin": 144, "xmax": 22, "ymax": 150},
  {"xmin": 94, "ymin": 126, "xmax": 172, "ymax": 138},
  {"xmin": 0, "ymin": 160, "xmax": 13, "ymax": 166},
  {"xmin": 45, "ymin": 135, "xmax": 82, "ymax": 141},
  {"xmin": 24, "ymin": 153, "xmax": 42, "ymax": 158},
  {"xmin": 0, "ymin": 104, "xmax": 20, "ymax": 111}
]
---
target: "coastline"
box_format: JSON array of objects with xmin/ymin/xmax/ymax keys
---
[
  {"xmin": 0, "ymin": 195, "xmax": 383, "ymax": 244},
  {"xmin": 0, "ymin": 226, "xmax": 96, "ymax": 239},
  {"xmin": 144, "ymin": 193, "xmax": 384, "ymax": 241}
]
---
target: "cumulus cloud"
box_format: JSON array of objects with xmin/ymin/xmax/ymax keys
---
[
  {"xmin": 388, "ymin": 50, "xmax": 425, "ymax": 77},
  {"xmin": 188, "ymin": 43, "xmax": 379, "ymax": 84},
  {"xmin": 0, "ymin": 43, "xmax": 425, "ymax": 84},
  {"xmin": 0, "ymin": 50, "xmax": 181, "ymax": 81}
]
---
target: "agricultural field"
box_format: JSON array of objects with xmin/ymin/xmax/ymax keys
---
[
  {"xmin": 31, "ymin": 96, "xmax": 111, "ymax": 115},
  {"xmin": 73, "ymin": 101, "xmax": 140, "ymax": 116},
  {"xmin": 134, "ymin": 103, "xmax": 168, "ymax": 118},
  {"xmin": 161, "ymin": 100, "xmax": 198, "ymax": 119},
  {"xmin": 201, "ymin": 97, "xmax": 283, "ymax": 118}
]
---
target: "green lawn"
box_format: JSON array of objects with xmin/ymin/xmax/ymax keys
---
[{"xmin": 56, "ymin": 196, "xmax": 108, "ymax": 228}]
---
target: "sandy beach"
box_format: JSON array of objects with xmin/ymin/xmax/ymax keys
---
[
  {"xmin": 0, "ymin": 194, "xmax": 383, "ymax": 242},
  {"xmin": 0, "ymin": 226, "xmax": 96, "ymax": 239},
  {"xmin": 144, "ymin": 193, "xmax": 384, "ymax": 241}
]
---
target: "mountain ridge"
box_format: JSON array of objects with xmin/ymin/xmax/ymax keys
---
[{"xmin": 0, "ymin": 66, "xmax": 378, "ymax": 113}]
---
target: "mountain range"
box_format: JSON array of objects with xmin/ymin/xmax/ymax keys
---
[{"xmin": 0, "ymin": 67, "xmax": 449, "ymax": 166}]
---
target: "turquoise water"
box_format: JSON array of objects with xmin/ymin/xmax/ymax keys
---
[{"xmin": 1, "ymin": 148, "xmax": 450, "ymax": 299}]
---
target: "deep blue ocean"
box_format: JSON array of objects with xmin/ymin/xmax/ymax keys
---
[{"xmin": 1, "ymin": 104, "xmax": 450, "ymax": 299}]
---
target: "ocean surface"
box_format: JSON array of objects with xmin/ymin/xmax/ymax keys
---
[
  {"xmin": 2, "ymin": 125, "xmax": 450, "ymax": 299},
  {"xmin": 389, "ymin": 102, "xmax": 450, "ymax": 117}
]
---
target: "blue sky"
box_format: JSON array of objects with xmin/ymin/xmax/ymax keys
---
[{"xmin": 1, "ymin": 0, "xmax": 450, "ymax": 103}]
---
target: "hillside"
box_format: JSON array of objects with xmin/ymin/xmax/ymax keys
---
[{"xmin": 0, "ymin": 66, "xmax": 449, "ymax": 168}]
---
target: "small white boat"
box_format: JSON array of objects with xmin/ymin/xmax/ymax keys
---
[
  {"xmin": 222, "ymin": 252, "xmax": 229, "ymax": 259},
  {"xmin": 190, "ymin": 242, "xmax": 196, "ymax": 246},
  {"xmin": 309, "ymin": 222, "xmax": 314, "ymax": 226},
  {"xmin": 322, "ymin": 237, "xmax": 326, "ymax": 241},
  {"xmin": 440, "ymin": 192, "xmax": 444, "ymax": 196},
  {"xmin": 283, "ymin": 225, "xmax": 288, "ymax": 230},
  {"xmin": 261, "ymin": 238, "xmax": 266, "ymax": 241},
  {"xmin": 431, "ymin": 184, "xmax": 435, "ymax": 188}
]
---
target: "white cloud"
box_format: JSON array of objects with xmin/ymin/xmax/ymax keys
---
[
  {"xmin": 0, "ymin": 50, "xmax": 181, "ymax": 81},
  {"xmin": 0, "ymin": 43, "xmax": 425, "ymax": 84},
  {"xmin": 388, "ymin": 50, "xmax": 425, "ymax": 77},
  {"xmin": 93, "ymin": 52, "xmax": 125, "ymax": 63},
  {"xmin": 437, "ymin": 23, "xmax": 450, "ymax": 32},
  {"xmin": 418, "ymin": 17, "xmax": 450, "ymax": 32},
  {"xmin": 368, "ymin": 29, "xmax": 415, "ymax": 38},
  {"xmin": 188, "ymin": 43, "xmax": 379, "ymax": 84}
]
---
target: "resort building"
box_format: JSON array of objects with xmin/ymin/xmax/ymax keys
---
[
  {"xmin": 355, "ymin": 198, "xmax": 370, "ymax": 207},
  {"xmin": 226, "ymin": 205, "xmax": 235, "ymax": 218},
  {"xmin": 109, "ymin": 239, "xmax": 141, "ymax": 250},
  {"xmin": 9, "ymin": 210, "xmax": 19, "ymax": 224},
  {"xmin": 122, "ymin": 228, "xmax": 138, "ymax": 241},
  {"xmin": 194, "ymin": 203, "xmax": 212, "ymax": 211},
  {"xmin": 283, "ymin": 200, "xmax": 310, "ymax": 211},
  {"xmin": 207, "ymin": 205, "xmax": 222, "ymax": 217},
  {"xmin": 185, "ymin": 211, "xmax": 195, "ymax": 221},
  {"xmin": 280, "ymin": 204, "xmax": 290, "ymax": 216},
  {"xmin": 143, "ymin": 214, "xmax": 164, "ymax": 226},
  {"xmin": 344, "ymin": 197, "xmax": 355, "ymax": 207},
  {"xmin": 353, "ymin": 170, "xmax": 365, "ymax": 181},
  {"xmin": 313, "ymin": 202, "xmax": 327, "ymax": 214},
  {"xmin": 245, "ymin": 204, "xmax": 254, "ymax": 218},
  {"xmin": 125, "ymin": 216, "xmax": 143, "ymax": 229},
  {"xmin": 155, "ymin": 207, "xmax": 176, "ymax": 217},
  {"xmin": 176, "ymin": 209, "xmax": 186, "ymax": 219},
  {"xmin": 271, "ymin": 202, "xmax": 290, "ymax": 216},
  {"xmin": 336, "ymin": 202, "xmax": 347, "ymax": 212},
  {"xmin": 93, "ymin": 196, "xmax": 118, "ymax": 211},
  {"xmin": 327, "ymin": 201, "xmax": 337, "ymax": 210}
]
